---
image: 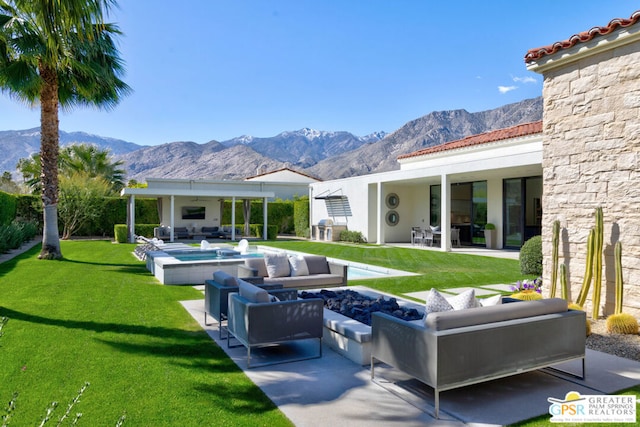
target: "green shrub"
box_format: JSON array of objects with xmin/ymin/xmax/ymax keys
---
[
  {"xmin": 0, "ymin": 220, "xmax": 38, "ymax": 253},
  {"xmin": 113, "ymin": 223, "xmax": 158, "ymax": 243},
  {"xmin": 222, "ymin": 200, "xmax": 294, "ymax": 234},
  {"xmin": 520, "ymin": 235, "xmax": 542, "ymax": 275},
  {"xmin": 0, "ymin": 191, "xmax": 17, "ymax": 226},
  {"xmin": 248, "ymin": 224, "xmax": 279, "ymax": 240},
  {"xmin": 294, "ymin": 197, "xmax": 310, "ymax": 237},
  {"xmin": 339, "ymin": 230, "xmax": 367, "ymax": 244},
  {"xmin": 114, "ymin": 224, "xmax": 128, "ymax": 243}
]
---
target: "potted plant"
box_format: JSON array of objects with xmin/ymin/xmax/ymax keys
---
[{"xmin": 484, "ymin": 223, "xmax": 496, "ymax": 249}]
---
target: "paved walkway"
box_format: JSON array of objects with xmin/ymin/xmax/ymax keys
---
[
  {"xmin": 181, "ymin": 297, "xmax": 640, "ymax": 426},
  {"xmin": 0, "ymin": 237, "xmax": 42, "ymax": 264}
]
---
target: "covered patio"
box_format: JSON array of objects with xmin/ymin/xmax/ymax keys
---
[{"xmin": 120, "ymin": 178, "xmax": 276, "ymax": 243}]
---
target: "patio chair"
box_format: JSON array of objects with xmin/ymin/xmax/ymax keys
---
[
  {"xmin": 451, "ymin": 228, "xmax": 461, "ymax": 247},
  {"xmin": 411, "ymin": 227, "xmax": 422, "ymax": 245},
  {"xmin": 204, "ymin": 271, "xmax": 295, "ymax": 339},
  {"xmin": 421, "ymin": 228, "xmax": 434, "ymax": 247},
  {"xmin": 227, "ymin": 280, "xmax": 324, "ymax": 368}
]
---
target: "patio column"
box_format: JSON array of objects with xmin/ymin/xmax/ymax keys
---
[
  {"xmin": 170, "ymin": 195, "xmax": 175, "ymax": 242},
  {"xmin": 231, "ymin": 196, "xmax": 236, "ymax": 241},
  {"xmin": 263, "ymin": 197, "xmax": 268, "ymax": 240},
  {"xmin": 128, "ymin": 195, "xmax": 136, "ymax": 243},
  {"xmin": 376, "ymin": 181, "xmax": 384, "ymax": 245},
  {"xmin": 440, "ymin": 174, "xmax": 451, "ymax": 251}
]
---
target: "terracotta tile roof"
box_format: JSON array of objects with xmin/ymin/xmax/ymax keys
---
[
  {"xmin": 525, "ymin": 10, "xmax": 640, "ymax": 63},
  {"xmin": 397, "ymin": 121, "xmax": 542, "ymax": 160}
]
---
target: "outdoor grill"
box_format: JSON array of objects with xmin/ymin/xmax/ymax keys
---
[
  {"xmin": 315, "ymin": 219, "xmax": 347, "ymax": 241},
  {"xmin": 316, "ymin": 219, "xmax": 333, "ymax": 241}
]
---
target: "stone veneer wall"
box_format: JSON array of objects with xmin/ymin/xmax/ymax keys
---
[{"xmin": 540, "ymin": 41, "xmax": 640, "ymax": 318}]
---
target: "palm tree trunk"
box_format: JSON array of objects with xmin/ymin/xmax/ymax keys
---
[{"xmin": 38, "ymin": 64, "xmax": 62, "ymax": 260}]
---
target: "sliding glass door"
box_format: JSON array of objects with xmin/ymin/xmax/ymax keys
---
[
  {"xmin": 430, "ymin": 181, "xmax": 487, "ymax": 245},
  {"xmin": 503, "ymin": 176, "xmax": 542, "ymax": 248}
]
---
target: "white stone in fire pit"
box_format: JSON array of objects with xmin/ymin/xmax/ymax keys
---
[{"xmin": 317, "ymin": 286, "xmax": 425, "ymax": 365}]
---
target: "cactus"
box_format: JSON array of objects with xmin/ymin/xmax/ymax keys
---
[
  {"xmin": 614, "ymin": 241, "xmax": 623, "ymax": 315},
  {"xmin": 550, "ymin": 220, "xmax": 560, "ymax": 298},
  {"xmin": 606, "ymin": 313, "xmax": 639, "ymax": 334},
  {"xmin": 510, "ymin": 291, "xmax": 543, "ymax": 301},
  {"xmin": 560, "ymin": 263, "xmax": 568, "ymax": 300},
  {"xmin": 591, "ymin": 207, "xmax": 603, "ymax": 319},
  {"xmin": 576, "ymin": 228, "xmax": 595, "ymax": 307}
]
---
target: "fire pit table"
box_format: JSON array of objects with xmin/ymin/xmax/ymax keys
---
[{"xmin": 299, "ymin": 286, "xmax": 425, "ymax": 365}]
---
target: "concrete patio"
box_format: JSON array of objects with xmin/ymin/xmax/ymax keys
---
[{"xmin": 181, "ymin": 294, "xmax": 640, "ymax": 426}]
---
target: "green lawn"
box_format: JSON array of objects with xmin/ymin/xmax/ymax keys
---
[
  {"xmin": 0, "ymin": 241, "xmax": 291, "ymax": 426},
  {"xmin": 256, "ymin": 240, "xmax": 531, "ymax": 296}
]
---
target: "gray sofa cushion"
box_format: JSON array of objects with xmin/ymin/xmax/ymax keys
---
[
  {"xmin": 263, "ymin": 274, "xmax": 343, "ymax": 289},
  {"xmin": 238, "ymin": 279, "xmax": 269, "ymax": 303},
  {"xmin": 244, "ymin": 257, "xmax": 268, "ymax": 278},
  {"xmin": 305, "ymin": 255, "xmax": 330, "ymax": 275},
  {"xmin": 213, "ymin": 270, "xmax": 237, "ymax": 287},
  {"xmin": 425, "ymin": 298, "xmax": 568, "ymax": 331}
]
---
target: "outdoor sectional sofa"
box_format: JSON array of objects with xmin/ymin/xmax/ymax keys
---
[
  {"xmin": 237, "ymin": 253, "xmax": 347, "ymax": 290},
  {"xmin": 370, "ymin": 297, "xmax": 586, "ymax": 418}
]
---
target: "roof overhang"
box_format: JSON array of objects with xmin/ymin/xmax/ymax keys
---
[{"xmin": 526, "ymin": 24, "xmax": 640, "ymax": 74}]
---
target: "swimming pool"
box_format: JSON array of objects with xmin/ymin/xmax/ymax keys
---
[{"xmin": 142, "ymin": 245, "xmax": 416, "ymax": 285}]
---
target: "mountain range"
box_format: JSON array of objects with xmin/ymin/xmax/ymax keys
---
[{"xmin": 1, "ymin": 97, "xmax": 542, "ymax": 183}]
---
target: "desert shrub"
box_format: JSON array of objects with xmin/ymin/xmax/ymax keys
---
[
  {"xmin": 520, "ymin": 235, "xmax": 542, "ymax": 275},
  {"xmin": 339, "ymin": 230, "xmax": 367, "ymax": 244},
  {"xmin": 0, "ymin": 220, "xmax": 37, "ymax": 253}
]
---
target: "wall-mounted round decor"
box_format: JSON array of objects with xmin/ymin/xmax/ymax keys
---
[
  {"xmin": 385, "ymin": 193, "xmax": 399, "ymax": 209},
  {"xmin": 386, "ymin": 210, "xmax": 399, "ymax": 226}
]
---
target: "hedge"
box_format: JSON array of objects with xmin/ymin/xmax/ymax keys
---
[
  {"xmin": 0, "ymin": 191, "xmax": 17, "ymax": 226},
  {"xmin": 222, "ymin": 200, "xmax": 294, "ymax": 234},
  {"xmin": 113, "ymin": 224, "xmax": 158, "ymax": 243},
  {"xmin": 294, "ymin": 197, "xmax": 310, "ymax": 237}
]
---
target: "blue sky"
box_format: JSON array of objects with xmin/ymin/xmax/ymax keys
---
[{"xmin": 1, "ymin": 1, "xmax": 637, "ymax": 146}]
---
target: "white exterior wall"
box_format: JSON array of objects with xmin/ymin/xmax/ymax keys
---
[{"xmin": 310, "ymin": 135, "xmax": 542, "ymax": 246}]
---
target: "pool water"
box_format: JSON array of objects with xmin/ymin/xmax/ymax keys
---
[
  {"xmin": 170, "ymin": 250, "xmax": 262, "ymax": 262},
  {"xmin": 347, "ymin": 266, "xmax": 390, "ymax": 280}
]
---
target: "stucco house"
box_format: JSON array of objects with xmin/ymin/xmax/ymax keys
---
[
  {"xmin": 310, "ymin": 121, "xmax": 543, "ymax": 250},
  {"xmin": 526, "ymin": 10, "xmax": 640, "ymax": 317}
]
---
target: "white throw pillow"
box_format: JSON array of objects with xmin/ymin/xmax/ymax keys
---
[
  {"xmin": 446, "ymin": 289, "xmax": 478, "ymax": 310},
  {"xmin": 424, "ymin": 288, "xmax": 453, "ymax": 315},
  {"xmin": 288, "ymin": 255, "xmax": 309, "ymax": 277},
  {"xmin": 478, "ymin": 294, "xmax": 502, "ymax": 307},
  {"xmin": 264, "ymin": 253, "xmax": 291, "ymax": 278}
]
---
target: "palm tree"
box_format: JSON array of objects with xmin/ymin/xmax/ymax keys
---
[
  {"xmin": 18, "ymin": 143, "xmax": 126, "ymax": 194},
  {"xmin": 61, "ymin": 144, "xmax": 126, "ymax": 192},
  {"xmin": 0, "ymin": 0, "xmax": 130, "ymax": 259}
]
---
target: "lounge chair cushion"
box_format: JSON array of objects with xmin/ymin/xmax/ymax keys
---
[
  {"xmin": 264, "ymin": 253, "xmax": 290, "ymax": 278},
  {"xmin": 288, "ymin": 255, "xmax": 309, "ymax": 277},
  {"xmin": 238, "ymin": 279, "xmax": 270, "ymax": 303},
  {"xmin": 305, "ymin": 255, "xmax": 330, "ymax": 275},
  {"xmin": 213, "ymin": 270, "xmax": 237, "ymax": 287}
]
